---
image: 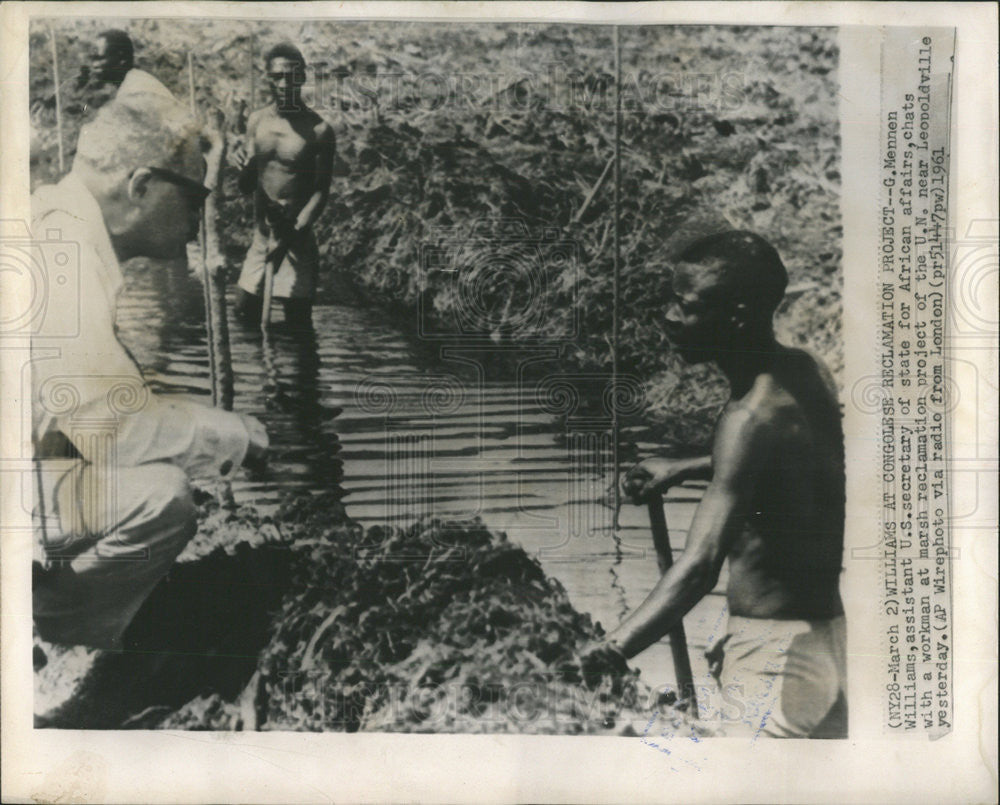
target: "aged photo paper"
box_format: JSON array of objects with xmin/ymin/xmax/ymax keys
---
[{"xmin": 1, "ymin": 2, "xmax": 996, "ymax": 803}]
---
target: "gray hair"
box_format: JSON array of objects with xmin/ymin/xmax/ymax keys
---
[{"xmin": 74, "ymin": 92, "xmax": 204, "ymax": 180}]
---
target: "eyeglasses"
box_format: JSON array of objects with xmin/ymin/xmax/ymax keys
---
[{"xmin": 146, "ymin": 167, "xmax": 212, "ymax": 205}]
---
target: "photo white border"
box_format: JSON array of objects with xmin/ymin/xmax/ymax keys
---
[{"xmin": 2, "ymin": 3, "xmax": 996, "ymax": 803}]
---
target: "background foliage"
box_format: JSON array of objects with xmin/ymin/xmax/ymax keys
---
[{"xmin": 30, "ymin": 18, "xmax": 841, "ymax": 450}]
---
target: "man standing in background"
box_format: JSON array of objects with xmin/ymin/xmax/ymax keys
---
[
  {"xmin": 31, "ymin": 29, "xmax": 174, "ymax": 170},
  {"xmin": 231, "ymin": 42, "xmax": 335, "ymax": 328},
  {"xmin": 83, "ymin": 28, "xmax": 175, "ymax": 103}
]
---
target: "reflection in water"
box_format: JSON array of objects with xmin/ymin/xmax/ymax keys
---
[
  {"xmin": 114, "ymin": 266, "xmax": 722, "ymax": 691},
  {"xmin": 118, "ymin": 257, "xmax": 211, "ymax": 396},
  {"xmin": 254, "ymin": 320, "xmax": 345, "ymax": 493}
]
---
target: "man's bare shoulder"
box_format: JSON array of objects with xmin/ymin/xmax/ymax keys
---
[
  {"xmin": 744, "ymin": 372, "xmax": 797, "ymax": 420},
  {"xmin": 739, "ymin": 349, "xmax": 840, "ymax": 442},
  {"xmin": 246, "ymin": 107, "xmax": 273, "ymax": 134},
  {"xmin": 718, "ymin": 396, "xmax": 778, "ymax": 445},
  {"xmin": 712, "ymin": 400, "xmax": 776, "ymax": 482}
]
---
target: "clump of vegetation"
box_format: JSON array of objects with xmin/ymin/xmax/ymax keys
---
[
  {"xmin": 42, "ymin": 490, "xmax": 707, "ymax": 734},
  {"xmin": 248, "ymin": 493, "xmax": 653, "ymax": 733}
]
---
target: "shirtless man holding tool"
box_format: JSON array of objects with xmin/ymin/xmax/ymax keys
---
[
  {"xmin": 232, "ymin": 42, "xmax": 335, "ymax": 328},
  {"xmin": 583, "ymin": 231, "xmax": 847, "ymax": 739}
]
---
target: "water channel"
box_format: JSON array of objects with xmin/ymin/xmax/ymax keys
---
[{"xmin": 116, "ymin": 259, "xmax": 729, "ymax": 701}]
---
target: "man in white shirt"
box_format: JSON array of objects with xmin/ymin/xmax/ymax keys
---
[{"xmin": 31, "ymin": 91, "xmax": 268, "ymax": 649}]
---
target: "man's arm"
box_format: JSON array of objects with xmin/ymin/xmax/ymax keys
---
[
  {"xmin": 606, "ymin": 406, "xmax": 769, "ymax": 658},
  {"xmin": 623, "ymin": 454, "xmax": 712, "ymax": 502},
  {"xmin": 234, "ymin": 110, "xmax": 262, "ymax": 195},
  {"xmin": 32, "ymin": 215, "xmax": 259, "ymax": 480},
  {"xmin": 293, "ymin": 120, "xmax": 335, "ymax": 231},
  {"xmin": 39, "ymin": 323, "xmax": 256, "ymax": 481}
]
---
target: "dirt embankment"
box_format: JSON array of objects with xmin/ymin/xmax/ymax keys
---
[
  {"xmin": 30, "ymin": 20, "xmax": 841, "ymax": 452},
  {"xmin": 36, "ymin": 490, "xmax": 709, "ymax": 735}
]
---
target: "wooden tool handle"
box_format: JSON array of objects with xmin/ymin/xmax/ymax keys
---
[
  {"xmin": 646, "ymin": 493, "xmax": 699, "ymax": 718},
  {"xmin": 260, "ymin": 258, "xmax": 276, "ymax": 331}
]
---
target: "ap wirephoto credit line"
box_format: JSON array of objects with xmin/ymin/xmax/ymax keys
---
[{"xmin": 875, "ymin": 28, "xmax": 954, "ymax": 738}]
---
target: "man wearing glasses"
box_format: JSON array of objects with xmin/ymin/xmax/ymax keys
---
[
  {"xmin": 31, "ymin": 92, "xmax": 269, "ymax": 650},
  {"xmin": 231, "ymin": 42, "xmax": 335, "ymax": 327}
]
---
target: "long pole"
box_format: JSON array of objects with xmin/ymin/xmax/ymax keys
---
[
  {"xmin": 187, "ymin": 51, "xmax": 196, "ymax": 114},
  {"xmin": 249, "ymin": 30, "xmax": 256, "ymax": 111},
  {"xmin": 188, "ymin": 52, "xmax": 220, "ymax": 408},
  {"xmin": 201, "ymin": 222, "xmax": 219, "ymax": 407},
  {"xmin": 49, "ymin": 27, "xmax": 64, "ymax": 173},
  {"xmin": 647, "ymin": 494, "xmax": 698, "ymax": 716},
  {"xmin": 206, "ymin": 108, "xmax": 236, "ymax": 509},
  {"xmin": 260, "ymin": 257, "xmax": 276, "ymax": 330},
  {"xmin": 205, "ymin": 110, "xmax": 234, "ymax": 410},
  {"xmin": 612, "ymin": 26, "xmax": 622, "ymax": 526}
]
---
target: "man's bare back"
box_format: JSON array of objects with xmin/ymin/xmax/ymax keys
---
[{"xmin": 721, "ymin": 347, "xmax": 845, "ymax": 620}]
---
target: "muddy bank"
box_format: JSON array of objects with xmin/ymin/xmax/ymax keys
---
[{"xmin": 35, "ymin": 489, "xmax": 709, "ymax": 736}]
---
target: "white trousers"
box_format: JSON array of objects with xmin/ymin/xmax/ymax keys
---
[{"xmin": 33, "ymin": 460, "xmax": 198, "ymax": 649}]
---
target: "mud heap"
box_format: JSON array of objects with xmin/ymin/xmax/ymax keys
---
[
  {"xmin": 39, "ymin": 491, "xmax": 707, "ymax": 735},
  {"xmin": 253, "ymin": 494, "xmax": 638, "ymax": 733}
]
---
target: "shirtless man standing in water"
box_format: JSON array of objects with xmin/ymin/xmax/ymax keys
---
[
  {"xmin": 584, "ymin": 231, "xmax": 847, "ymax": 738},
  {"xmin": 232, "ymin": 43, "xmax": 335, "ymax": 327}
]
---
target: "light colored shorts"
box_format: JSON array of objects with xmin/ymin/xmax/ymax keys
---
[
  {"xmin": 237, "ymin": 207, "xmax": 319, "ymax": 301},
  {"xmin": 708, "ymin": 614, "xmax": 847, "ymax": 738}
]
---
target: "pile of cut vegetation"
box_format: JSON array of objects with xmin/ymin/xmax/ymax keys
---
[
  {"xmin": 38, "ymin": 490, "xmax": 707, "ymax": 736},
  {"xmin": 164, "ymin": 492, "xmax": 708, "ymax": 735},
  {"xmin": 248, "ymin": 494, "xmax": 636, "ymax": 733}
]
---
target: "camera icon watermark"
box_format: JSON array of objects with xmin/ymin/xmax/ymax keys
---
[
  {"xmin": 32, "ymin": 374, "xmax": 154, "ymax": 561},
  {"xmin": 949, "ymin": 219, "xmax": 998, "ymax": 336},
  {"xmin": 0, "ymin": 219, "xmax": 80, "ymax": 339},
  {"xmin": 418, "ymin": 219, "xmax": 580, "ymax": 342}
]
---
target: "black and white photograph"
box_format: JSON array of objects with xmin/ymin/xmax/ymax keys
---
[
  {"xmin": 1, "ymin": 3, "xmax": 996, "ymax": 804},
  {"xmin": 25, "ymin": 15, "xmax": 847, "ymax": 737}
]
